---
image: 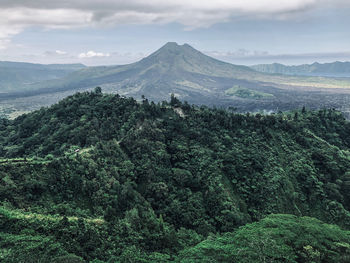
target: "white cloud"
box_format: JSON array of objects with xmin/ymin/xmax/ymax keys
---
[
  {"xmin": 0, "ymin": 0, "xmax": 348, "ymax": 48},
  {"xmin": 0, "ymin": 25, "xmax": 23, "ymax": 49},
  {"xmin": 206, "ymin": 49, "xmax": 270, "ymax": 59},
  {"xmin": 79, "ymin": 51, "xmax": 110, "ymax": 58},
  {"xmin": 55, "ymin": 50, "xmax": 67, "ymax": 55}
]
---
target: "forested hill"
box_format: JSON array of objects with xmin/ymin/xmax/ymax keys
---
[{"xmin": 1, "ymin": 89, "xmax": 350, "ymax": 262}]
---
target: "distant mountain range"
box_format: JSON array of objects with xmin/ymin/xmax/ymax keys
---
[
  {"xmin": 251, "ymin": 62, "xmax": 350, "ymax": 78},
  {"xmin": 1, "ymin": 43, "xmax": 350, "ymax": 118},
  {"xmin": 0, "ymin": 61, "xmax": 86, "ymax": 93}
]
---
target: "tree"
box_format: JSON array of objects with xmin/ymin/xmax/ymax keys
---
[
  {"xmin": 177, "ymin": 214, "xmax": 350, "ymax": 263},
  {"xmin": 95, "ymin": 86, "xmax": 102, "ymax": 94},
  {"xmin": 302, "ymin": 106, "xmax": 307, "ymax": 114},
  {"xmin": 170, "ymin": 94, "xmax": 181, "ymax": 107}
]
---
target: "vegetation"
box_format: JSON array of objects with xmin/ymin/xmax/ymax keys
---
[
  {"xmin": 1, "ymin": 89, "xmax": 350, "ymax": 261},
  {"xmin": 178, "ymin": 214, "xmax": 350, "ymax": 262},
  {"xmin": 225, "ymin": 85, "xmax": 274, "ymax": 99}
]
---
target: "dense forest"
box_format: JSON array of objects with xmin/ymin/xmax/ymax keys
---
[{"xmin": 1, "ymin": 88, "xmax": 350, "ymax": 262}]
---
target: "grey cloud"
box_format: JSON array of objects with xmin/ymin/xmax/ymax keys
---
[
  {"xmin": 0, "ymin": 1, "xmax": 342, "ymax": 25},
  {"xmin": 0, "ymin": 0, "xmax": 348, "ymax": 49},
  {"xmin": 0, "ymin": 1, "xmax": 347, "ymax": 29}
]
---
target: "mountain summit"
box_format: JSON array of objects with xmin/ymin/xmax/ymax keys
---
[
  {"xmin": 138, "ymin": 42, "xmax": 253, "ymax": 76},
  {"xmin": 144, "ymin": 42, "xmax": 204, "ymax": 62},
  {"xmin": 139, "ymin": 42, "xmax": 200, "ymax": 66}
]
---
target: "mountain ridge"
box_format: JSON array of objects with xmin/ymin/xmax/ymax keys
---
[
  {"xmin": 251, "ymin": 61, "xmax": 350, "ymax": 77},
  {"xmin": 0, "ymin": 61, "xmax": 86, "ymax": 93},
  {"xmin": 0, "ymin": 61, "xmax": 86, "ymax": 69}
]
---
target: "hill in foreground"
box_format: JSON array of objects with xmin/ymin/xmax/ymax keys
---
[{"xmin": 1, "ymin": 90, "xmax": 350, "ymax": 262}]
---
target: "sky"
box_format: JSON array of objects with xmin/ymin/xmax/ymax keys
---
[{"xmin": 0, "ymin": 0, "xmax": 349, "ymax": 66}]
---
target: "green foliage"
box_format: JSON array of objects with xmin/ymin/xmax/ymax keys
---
[
  {"xmin": 178, "ymin": 214, "xmax": 350, "ymax": 263},
  {"xmin": 1, "ymin": 91, "xmax": 350, "ymax": 261},
  {"xmin": 225, "ymin": 85, "xmax": 274, "ymax": 99},
  {"xmin": 0, "ymin": 232, "xmax": 70, "ymax": 263}
]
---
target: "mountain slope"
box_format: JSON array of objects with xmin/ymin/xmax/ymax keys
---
[
  {"xmin": 252, "ymin": 61, "xmax": 350, "ymax": 77},
  {"xmin": 0, "ymin": 61, "xmax": 86, "ymax": 93}
]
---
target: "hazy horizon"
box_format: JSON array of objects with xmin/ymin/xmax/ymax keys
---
[{"xmin": 2, "ymin": 41, "xmax": 350, "ymax": 68}]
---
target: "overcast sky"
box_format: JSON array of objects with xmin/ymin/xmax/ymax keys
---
[{"xmin": 0, "ymin": 0, "xmax": 349, "ymax": 66}]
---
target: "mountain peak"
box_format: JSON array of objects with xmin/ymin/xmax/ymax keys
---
[
  {"xmin": 139, "ymin": 42, "xmax": 202, "ymax": 67},
  {"xmin": 137, "ymin": 41, "xmax": 251, "ymax": 76},
  {"xmin": 159, "ymin": 42, "xmax": 194, "ymax": 52},
  {"xmin": 163, "ymin": 42, "xmax": 180, "ymax": 47}
]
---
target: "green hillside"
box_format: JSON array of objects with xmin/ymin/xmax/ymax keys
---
[
  {"xmin": 225, "ymin": 85, "xmax": 274, "ymax": 99},
  {"xmin": 178, "ymin": 214, "xmax": 350, "ymax": 262},
  {"xmin": 1, "ymin": 90, "xmax": 350, "ymax": 261}
]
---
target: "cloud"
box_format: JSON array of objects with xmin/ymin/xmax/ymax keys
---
[
  {"xmin": 207, "ymin": 49, "xmax": 270, "ymax": 58},
  {"xmin": 0, "ymin": 25, "xmax": 23, "ymax": 49},
  {"xmin": 79, "ymin": 51, "xmax": 110, "ymax": 58},
  {"xmin": 44, "ymin": 50, "xmax": 69, "ymax": 57},
  {"xmin": 0, "ymin": 8, "xmax": 91, "ymax": 49},
  {"xmin": 0, "ymin": 0, "xmax": 348, "ymax": 48},
  {"xmin": 55, "ymin": 50, "xmax": 67, "ymax": 55}
]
